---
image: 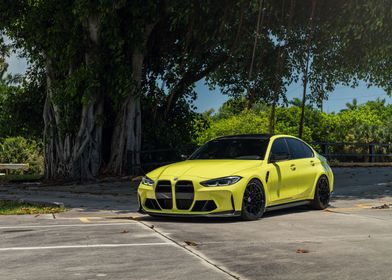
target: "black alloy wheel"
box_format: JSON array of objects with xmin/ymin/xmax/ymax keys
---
[
  {"xmin": 241, "ymin": 179, "xmax": 266, "ymax": 221},
  {"xmin": 310, "ymin": 175, "xmax": 330, "ymax": 210}
]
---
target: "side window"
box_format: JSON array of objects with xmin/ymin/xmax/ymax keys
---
[
  {"xmin": 270, "ymin": 138, "xmax": 289, "ymax": 157},
  {"xmin": 286, "ymin": 138, "xmax": 313, "ymax": 159},
  {"xmin": 302, "ymin": 142, "xmax": 314, "ymax": 158}
]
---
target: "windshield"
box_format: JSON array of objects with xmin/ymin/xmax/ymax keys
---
[{"xmin": 189, "ymin": 138, "xmax": 269, "ymax": 160}]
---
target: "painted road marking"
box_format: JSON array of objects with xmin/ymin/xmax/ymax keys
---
[
  {"xmin": 356, "ymin": 203, "xmax": 373, "ymax": 209},
  {"xmin": 79, "ymin": 217, "xmax": 90, "ymax": 223},
  {"xmin": 0, "ymin": 243, "xmax": 171, "ymax": 251},
  {"xmin": 0, "ymin": 222, "xmax": 136, "ymax": 230}
]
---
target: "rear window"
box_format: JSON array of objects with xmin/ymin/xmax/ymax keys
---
[{"xmin": 286, "ymin": 138, "xmax": 314, "ymax": 159}]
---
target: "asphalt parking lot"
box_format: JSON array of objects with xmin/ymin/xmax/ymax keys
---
[{"xmin": 1, "ymin": 167, "xmax": 392, "ymax": 280}]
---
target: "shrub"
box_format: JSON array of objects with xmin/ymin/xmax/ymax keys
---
[
  {"xmin": 196, "ymin": 111, "xmax": 270, "ymax": 145},
  {"xmin": 0, "ymin": 137, "xmax": 44, "ymax": 174}
]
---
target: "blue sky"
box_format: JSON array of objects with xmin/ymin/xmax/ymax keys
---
[
  {"xmin": 194, "ymin": 80, "xmax": 391, "ymax": 114},
  {"xmin": 6, "ymin": 50, "xmax": 391, "ymax": 114}
]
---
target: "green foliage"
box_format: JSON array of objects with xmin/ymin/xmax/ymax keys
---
[
  {"xmin": 142, "ymin": 95, "xmax": 204, "ymax": 153},
  {"xmin": 197, "ymin": 98, "xmax": 392, "ymax": 146},
  {"xmin": 0, "ymin": 72, "xmax": 45, "ymax": 139},
  {"xmin": 0, "ymin": 174, "xmax": 42, "ymax": 183},
  {"xmin": 0, "ymin": 200, "xmax": 65, "ymax": 215},
  {"xmin": 2, "ymin": 0, "xmax": 392, "ymax": 178},
  {"xmin": 0, "ymin": 137, "xmax": 44, "ymax": 174},
  {"xmin": 196, "ymin": 110, "xmax": 269, "ymax": 145},
  {"xmin": 214, "ymin": 98, "xmax": 247, "ymax": 120}
]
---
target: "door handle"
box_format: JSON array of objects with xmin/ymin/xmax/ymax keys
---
[
  {"xmin": 290, "ymin": 164, "xmax": 296, "ymax": 170},
  {"xmin": 310, "ymin": 160, "xmax": 315, "ymax": 166}
]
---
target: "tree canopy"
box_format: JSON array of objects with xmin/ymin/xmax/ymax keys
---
[{"xmin": 1, "ymin": 0, "xmax": 392, "ymax": 179}]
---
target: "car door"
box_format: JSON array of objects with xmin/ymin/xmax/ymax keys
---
[
  {"xmin": 265, "ymin": 138, "xmax": 298, "ymax": 204},
  {"xmin": 285, "ymin": 138, "xmax": 317, "ymax": 199}
]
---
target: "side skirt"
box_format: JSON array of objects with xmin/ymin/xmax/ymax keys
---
[{"xmin": 265, "ymin": 200, "xmax": 311, "ymax": 212}]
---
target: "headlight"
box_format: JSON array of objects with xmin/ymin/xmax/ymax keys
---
[
  {"xmin": 200, "ymin": 176, "xmax": 242, "ymax": 187},
  {"xmin": 141, "ymin": 176, "xmax": 154, "ymax": 186}
]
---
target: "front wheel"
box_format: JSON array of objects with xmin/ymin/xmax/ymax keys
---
[
  {"xmin": 310, "ymin": 175, "xmax": 331, "ymax": 210},
  {"xmin": 241, "ymin": 179, "xmax": 266, "ymax": 221}
]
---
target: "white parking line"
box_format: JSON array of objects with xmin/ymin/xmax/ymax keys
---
[
  {"xmin": 0, "ymin": 243, "xmax": 171, "ymax": 251},
  {"xmin": 0, "ymin": 222, "xmax": 136, "ymax": 230}
]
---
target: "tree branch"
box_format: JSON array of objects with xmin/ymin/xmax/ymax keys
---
[{"xmin": 163, "ymin": 54, "xmax": 228, "ymax": 117}]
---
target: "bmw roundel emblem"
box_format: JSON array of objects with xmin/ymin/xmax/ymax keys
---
[{"xmin": 173, "ymin": 177, "xmax": 178, "ymax": 181}]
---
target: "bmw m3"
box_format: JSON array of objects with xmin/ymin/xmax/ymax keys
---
[{"xmin": 137, "ymin": 134, "xmax": 334, "ymax": 220}]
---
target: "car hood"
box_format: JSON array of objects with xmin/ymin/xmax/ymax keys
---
[{"xmin": 149, "ymin": 159, "xmax": 263, "ymax": 180}]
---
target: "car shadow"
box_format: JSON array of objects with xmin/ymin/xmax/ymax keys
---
[{"xmin": 133, "ymin": 205, "xmax": 314, "ymax": 224}]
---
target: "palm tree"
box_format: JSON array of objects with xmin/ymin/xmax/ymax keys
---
[
  {"xmin": 290, "ymin": 97, "xmax": 303, "ymax": 107},
  {"xmin": 345, "ymin": 98, "xmax": 358, "ymax": 110}
]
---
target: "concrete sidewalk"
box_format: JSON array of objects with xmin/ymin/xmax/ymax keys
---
[
  {"xmin": 0, "ymin": 167, "xmax": 391, "ymax": 280},
  {"xmin": 0, "ymin": 180, "xmax": 140, "ymax": 214}
]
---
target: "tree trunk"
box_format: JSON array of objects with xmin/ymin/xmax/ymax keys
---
[
  {"xmin": 43, "ymin": 61, "xmax": 104, "ymax": 180},
  {"xmin": 269, "ymin": 0, "xmax": 295, "ymax": 135},
  {"xmin": 107, "ymin": 93, "xmax": 141, "ymax": 175},
  {"xmin": 298, "ymin": 64, "xmax": 309, "ymax": 138},
  {"xmin": 298, "ymin": 0, "xmax": 316, "ymax": 138},
  {"xmin": 107, "ymin": 22, "xmax": 157, "ymax": 175},
  {"xmin": 246, "ymin": 0, "xmax": 265, "ymax": 110},
  {"xmin": 107, "ymin": 50, "xmax": 143, "ymax": 175},
  {"xmin": 269, "ymin": 97, "xmax": 277, "ymax": 134},
  {"xmin": 43, "ymin": 14, "xmax": 103, "ymax": 180}
]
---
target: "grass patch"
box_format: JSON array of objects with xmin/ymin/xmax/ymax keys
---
[
  {"xmin": 0, "ymin": 174, "xmax": 43, "ymax": 183},
  {"xmin": 0, "ymin": 200, "xmax": 66, "ymax": 215}
]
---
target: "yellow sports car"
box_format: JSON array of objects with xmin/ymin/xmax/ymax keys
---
[{"xmin": 137, "ymin": 134, "xmax": 334, "ymax": 220}]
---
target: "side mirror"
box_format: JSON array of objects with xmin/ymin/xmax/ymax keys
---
[
  {"xmin": 180, "ymin": 154, "xmax": 188, "ymax": 161},
  {"xmin": 270, "ymin": 153, "xmax": 290, "ymax": 163}
]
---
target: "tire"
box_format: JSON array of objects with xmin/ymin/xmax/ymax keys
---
[
  {"xmin": 310, "ymin": 175, "xmax": 331, "ymax": 210},
  {"xmin": 241, "ymin": 179, "xmax": 266, "ymax": 221}
]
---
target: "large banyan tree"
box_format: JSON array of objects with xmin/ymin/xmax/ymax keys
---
[{"xmin": 1, "ymin": 0, "xmax": 391, "ymax": 179}]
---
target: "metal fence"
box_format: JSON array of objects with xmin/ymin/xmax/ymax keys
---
[{"xmin": 312, "ymin": 142, "xmax": 392, "ymax": 163}]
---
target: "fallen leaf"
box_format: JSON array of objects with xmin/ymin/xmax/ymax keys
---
[
  {"xmin": 372, "ymin": 204, "xmax": 390, "ymax": 209},
  {"xmin": 149, "ymin": 224, "xmax": 154, "ymax": 229},
  {"xmin": 184, "ymin": 240, "xmax": 198, "ymax": 246},
  {"xmin": 296, "ymin": 248, "xmax": 309, "ymax": 253},
  {"xmin": 130, "ymin": 216, "xmax": 141, "ymax": 220},
  {"xmin": 121, "ymin": 230, "xmax": 129, "ymax": 234}
]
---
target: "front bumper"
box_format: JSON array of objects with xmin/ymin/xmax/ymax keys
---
[
  {"xmin": 137, "ymin": 177, "xmax": 246, "ymax": 216},
  {"xmin": 141, "ymin": 209, "xmax": 242, "ymax": 218}
]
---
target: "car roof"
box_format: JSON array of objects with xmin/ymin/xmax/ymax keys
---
[{"xmin": 214, "ymin": 134, "xmax": 274, "ymax": 140}]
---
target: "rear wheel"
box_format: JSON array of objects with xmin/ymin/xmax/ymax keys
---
[
  {"xmin": 241, "ymin": 179, "xmax": 266, "ymax": 221},
  {"xmin": 310, "ymin": 175, "xmax": 330, "ymax": 210}
]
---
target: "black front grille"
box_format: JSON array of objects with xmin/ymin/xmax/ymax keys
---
[
  {"xmin": 155, "ymin": 180, "xmax": 173, "ymax": 209},
  {"xmin": 191, "ymin": 200, "xmax": 217, "ymax": 212},
  {"xmin": 175, "ymin": 180, "xmax": 194, "ymax": 210},
  {"xmin": 145, "ymin": 198, "xmax": 161, "ymax": 210}
]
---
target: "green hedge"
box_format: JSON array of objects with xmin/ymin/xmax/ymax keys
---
[
  {"xmin": 0, "ymin": 137, "xmax": 44, "ymax": 175},
  {"xmin": 197, "ymin": 99, "xmax": 392, "ymax": 145}
]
